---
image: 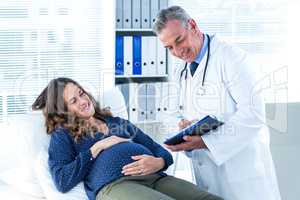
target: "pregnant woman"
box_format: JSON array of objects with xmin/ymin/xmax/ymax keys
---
[{"xmin": 32, "ymin": 77, "xmax": 222, "ymax": 200}]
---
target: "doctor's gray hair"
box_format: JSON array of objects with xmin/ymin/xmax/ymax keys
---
[{"xmin": 153, "ymin": 6, "xmax": 191, "ymax": 34}]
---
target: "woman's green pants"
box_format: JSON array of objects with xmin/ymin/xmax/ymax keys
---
[{"xmin": 96, "ymin": 174, "xmax": 223, "ymax": 200}]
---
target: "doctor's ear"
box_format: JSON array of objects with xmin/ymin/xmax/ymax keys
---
[{"xmin": 187, "ymin": 19, "xmax": 197, "ymax": 32}]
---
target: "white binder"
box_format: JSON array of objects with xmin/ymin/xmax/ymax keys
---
[
  {"xmin": 138, "ymin": 83, "xmax": 147, "ymax": 121},
  {"xmin": 168, "ymin": 81, "xmax": 180, "ymax": 115},
  {"xmin": 123, "ymin": 36, "xmax": 133, "ymax": 76},
  {"xmin": 142, "ymin": 36, "xmax": 157, "ymax": 76},
  {"xmin": 161, "ymin": 82, "xmax": 169, "ymax": 115},
  {"xmin": 146, "ymin": 83, "xmax": 156, "ymax": 121},
  {"xmin": 117, "ymin": 84, "xmax": 130, "ymax": 116},
  {"xmin": 159, "ymin": 0, "xmax": 168, "ymax": 9},
  {"xmin": 150, "ymin": 0, "xmax": 159, "ymax": 28},
  {"xmin": 123, "ymin": 0, "xmax": 132, "ymax": 28},
  {"xmin": 141, "ymin": 36, "xmax": 149, "ymax": 76},
  {"xmin": 116, "ymin": 0, "xmax": 123, "ymax": 28},
  {"xmin": 155, "ymin": 82, "xmax": 162, "ymax": 119},
  {"xmin": 129, "ymin": 83, "xmax": 139, "ymax": 123},
  {"xmin": 148, "ymin": 36, "xmax": 157, "ymax": 76},
  {"xmin": 132, "ymin": 0, "xmax": 141, "ymax": 28},
  {"xmin": 141, "ymin": 0, "xmax": 150, "ymax": 28},
  {"xmin": 156, "ymin": 37, "xmax": 167, "ymax": 75}
]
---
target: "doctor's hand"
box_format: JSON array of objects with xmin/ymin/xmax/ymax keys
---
[
  {"xmin": 178, "ymin": 119, "xmax": 192, "ymax": 130},
  {"xmin": 122, "ymin": 155, "xmax": 165, "ymax": 176},
  {"xmin": 164, "ymin": 135, "xmax": 207, "ymax": 152}
]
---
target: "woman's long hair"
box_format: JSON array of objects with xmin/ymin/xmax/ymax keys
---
[{"xmin": 32, "ymin": 77, "xmax": 112, "ymax": 141}]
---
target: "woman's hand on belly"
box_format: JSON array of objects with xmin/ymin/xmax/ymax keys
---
[
  {"xmin": 121, "ymin": 155, "xmax": 165, "ymax": 176},
  {"xmin": 90, "ymin": 136, "xmax": 130, "ymax": 158}
]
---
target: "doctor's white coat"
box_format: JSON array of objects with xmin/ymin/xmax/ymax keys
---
[{"xmin": 172, "ymin": 35, "xmax": 281, "ymax": 200}]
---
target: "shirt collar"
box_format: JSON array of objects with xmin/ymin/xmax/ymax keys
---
[{"xmin": 193, "ymin": 34, "xmax": 208, "ymax": 64}]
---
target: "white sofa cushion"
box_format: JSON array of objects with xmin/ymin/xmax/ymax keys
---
[{"xmin": 34, "ymin": 150, "xmax": 88, "ymax": 200}]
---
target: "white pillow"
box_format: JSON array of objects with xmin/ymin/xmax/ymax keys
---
[
  {"xmin": 101, "ymin": 86, "xmax": 128, "ymax": 120},
  {"xmin": 35, "ymin": 150, "xmax": 88, "ymax": 200},
  {"xmin": 0, "ymin": 112, "xmax": 47, "ymax": 198},
  {"xmin": 0, "ymin": 165, "xmax": 44, "ymax": 198}
]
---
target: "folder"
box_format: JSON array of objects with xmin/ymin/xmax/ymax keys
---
[
  {"xmin": 159, "ymin": 0, "xmax": 168, "ymax": 10},
  {"xmin": 161, "ymin": 82, "xmax": 169, "ymax": 115},
  {"xmin": 141, "ymin": 36, "xmax": 157, "ymax": 76},
  {"xmin": 155, "ymin": 82, "xmax": 162, "ymax": 118},
  {"xmin": 132, "ymin": 0, "xmax": 141, "ymax": 28},
  {"xmin": 123, "ymin": 36, "xmax": 133, "ymax": 76},
  {"xmin": 150, "ymin": 0, "xmax": 159, "ymax": 28},
  {"xmin": 115, "ymin": 35, "xmax": 124, "ymax": 75},
  {"xmin": 117, "ymin": 83, "xmax": 130, "ymax": 116},
  {"xmin": 146, "ymin": 83, "xmax": 156, "ymax": 121},
  {"xmin": 141, "ymin": 36, "xmax": 150, "ymax": 76},
  {"xmin": 123, "ymin": 0, "xmax": 132, "ymax": 28},
  {"xmin": 132, "ymin": 35, "xmax": 142, "ymax": 75},
  {"xmin": 156, "ymin": 37, "xmax": 167, "ymax": 75},
  {"xmin": 116, "ymin": 0, "xmax": 123, "ymax": 28},
  {"xmin": 138, "ymin": 83, "xmax": 147, "ymax": 121},
  {"xmin": 129, "ymin": 83, "xmax": 139, "ymax": 123},
  {"xmin": 164, "ymin": 115, "xmax": 224, "ymax": 145},
  {"xmin": 168, "ymin": 81, "xmax": 180, "ymax": 114},
  {"xmin": 148, "ymin": 36, "xmax": 157, "ymax": 75},
  {"xmin": 141, "ymin": 0, "xmax": 150, "ymax": 28}
]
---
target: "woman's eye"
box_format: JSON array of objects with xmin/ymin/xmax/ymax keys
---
[
  {"xmin": 70, "ymin": 99, "xmax": 76, "ymax": 104},
  {"xmin": 79, "ymin": 90, "xmax": 84, "ymax": 96}
]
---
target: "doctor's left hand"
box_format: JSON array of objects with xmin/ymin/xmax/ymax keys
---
[
  {"xmin": 165, "ymin": 135, "xmax": 207, "ymax": 152},
  {"xmin": 122, "ymin": 155, "xmax": 165, "ymax": 176}
]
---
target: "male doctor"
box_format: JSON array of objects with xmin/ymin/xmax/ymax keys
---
[{"xmin": 153, "ymin": 6, "xmax": 281, "ymax": 200}]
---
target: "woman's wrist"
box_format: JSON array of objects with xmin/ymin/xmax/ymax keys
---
[
  {"xmin": 90, "ymin": 143, "xmax": 103, "ymax": 158},
  {"xmin": 156, "ymin": 157, "xmax": 165, "ymax": 170}
]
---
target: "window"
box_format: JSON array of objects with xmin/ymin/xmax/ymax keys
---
[
  {"xmin": 0, "ymin": 0, "xmax": 115, "ymax": 122},
  {"xmin": 169, "ymin": 0, "xmax": 292, "ymax": 103}
]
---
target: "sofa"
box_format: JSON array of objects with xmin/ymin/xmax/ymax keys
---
[{"xmin": 0, "ymin": 87, "xmax": 128, "ymax": 200}]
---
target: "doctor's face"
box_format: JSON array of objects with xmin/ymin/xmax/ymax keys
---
[
  {"xmin": 158, "ymin": 19, "xmax": 202, "ymax": 63},
  {"xmin": 63, "ymin": 83, "xmax": 95, "ymax": 119}
]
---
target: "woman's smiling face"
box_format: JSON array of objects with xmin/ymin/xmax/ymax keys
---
[{"xmin": 63, "ymin": 83, "xmax": 95, "ymax": 119}]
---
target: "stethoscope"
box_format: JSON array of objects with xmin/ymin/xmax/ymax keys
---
[{"xmin": 178, "ymin": 34, "xmax": 211, "ymax": 113}]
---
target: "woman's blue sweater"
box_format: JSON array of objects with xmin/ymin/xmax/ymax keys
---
[{"xmin": 48, "ymin": 116, "xmax": 173, "ymax": 200}]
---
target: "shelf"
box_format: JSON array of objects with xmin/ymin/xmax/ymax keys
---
[
  {"xmin": 115, "ymin": 76, "xmax": 168, "ymax": 84},
  {"xmin": 115, "ymin": 74, "xmax": 168, "ymax": 78},
  {"xmin": 116, "ymin": 29, "xmax": 156, "ymax": 36}
]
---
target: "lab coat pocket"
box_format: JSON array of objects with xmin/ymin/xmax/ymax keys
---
[{"xmin": 224, "ymin": 143, "xmax": 265, "ymax": 182}]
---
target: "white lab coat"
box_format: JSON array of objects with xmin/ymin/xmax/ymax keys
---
[{"xmin": 173, "ymin": 35, "xmax": 281, "ymax": 200}]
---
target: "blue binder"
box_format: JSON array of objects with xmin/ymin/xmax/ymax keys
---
[
  {"xmin": 132, "ymin": 35, "xmax": 142, "ymax": 75},
  {"xmin": 115, "ymin": 35, "xmax": 124, "ymax": 75}
]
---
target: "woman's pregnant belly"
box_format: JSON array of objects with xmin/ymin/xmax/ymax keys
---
[{"xmin": 88, "ymin": 141, "xmax": 153, "ymax": 181}]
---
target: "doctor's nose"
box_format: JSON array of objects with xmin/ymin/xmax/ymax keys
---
[{"xmin": 172, "ymin": 47, "xmax": 183, "ymax": 57}]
